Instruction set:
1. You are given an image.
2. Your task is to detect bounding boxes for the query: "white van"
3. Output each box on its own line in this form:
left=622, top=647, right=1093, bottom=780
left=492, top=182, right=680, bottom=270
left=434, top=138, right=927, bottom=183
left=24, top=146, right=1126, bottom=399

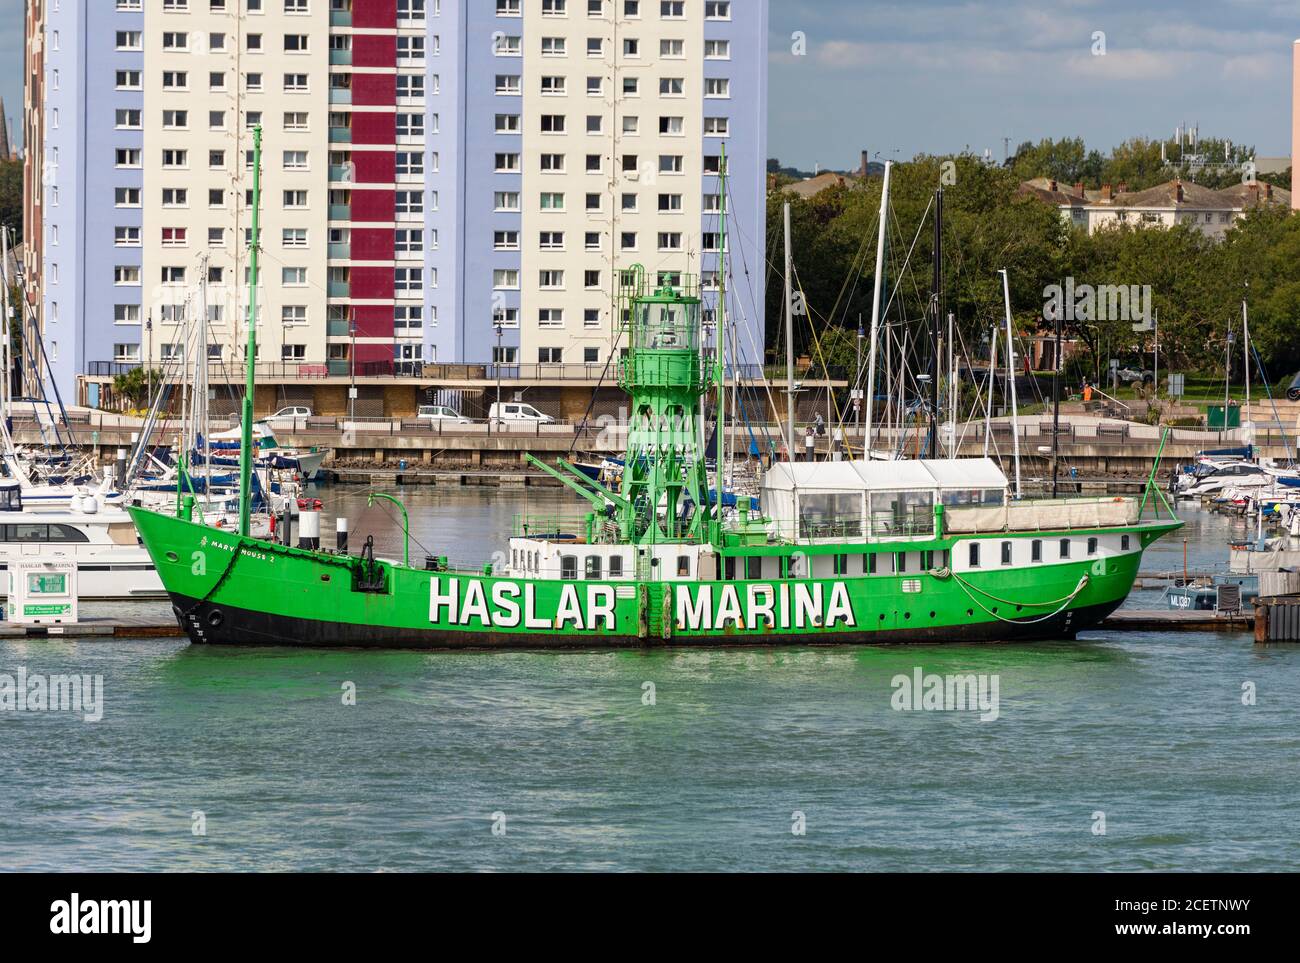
left=488, top=402, right=555, bottom=425
left=417, top=405, right=470, bottom=424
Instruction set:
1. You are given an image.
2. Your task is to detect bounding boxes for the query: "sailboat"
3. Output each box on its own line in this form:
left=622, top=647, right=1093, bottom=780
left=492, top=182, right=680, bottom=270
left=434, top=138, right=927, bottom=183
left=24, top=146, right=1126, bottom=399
left=128, top=131, right=1183, bottom=647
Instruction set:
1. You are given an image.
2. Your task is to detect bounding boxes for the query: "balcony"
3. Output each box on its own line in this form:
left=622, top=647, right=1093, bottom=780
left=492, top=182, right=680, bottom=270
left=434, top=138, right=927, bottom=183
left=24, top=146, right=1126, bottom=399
left=326, top=317, right=351, bottom=337
left=327, top=242, right=350, bottom=259
left=329, top=87, right=352, bottom=105
left=327, top=280, right=351, bottom=298
left=328, top=360, right=351, bottom=376
left=328, top=163, right=354, bottom=183
left=328, top=204, right=351, bottom=220
left=329, top=48, right=352, bottom=65
left=329, top=126, right=352, bottom=144
left=330, top=10, right=351, bottom=26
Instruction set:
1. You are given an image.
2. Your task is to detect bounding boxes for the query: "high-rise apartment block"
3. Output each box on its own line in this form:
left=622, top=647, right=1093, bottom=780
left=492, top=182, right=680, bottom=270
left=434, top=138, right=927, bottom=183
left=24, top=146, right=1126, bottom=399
left=31, top=0, right=767, bottom=402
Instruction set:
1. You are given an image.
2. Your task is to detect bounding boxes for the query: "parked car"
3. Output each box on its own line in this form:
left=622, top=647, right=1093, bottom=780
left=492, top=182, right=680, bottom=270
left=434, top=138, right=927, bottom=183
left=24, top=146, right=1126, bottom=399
left=417, top=405, right=470, bottom=424
left=488, top=401, right=556, bottom=425
left=264, top=405, right=312, bottom=421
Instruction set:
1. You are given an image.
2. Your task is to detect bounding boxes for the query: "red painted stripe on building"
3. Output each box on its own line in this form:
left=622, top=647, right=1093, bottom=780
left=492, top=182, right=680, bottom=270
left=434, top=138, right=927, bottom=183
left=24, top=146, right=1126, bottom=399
left=353, top=151, right=395, bottom=184
left=351, top=111, right=396, bottom=145
left=352, top=0, right=397, bottom=30
left=350, top=267, right=395, bottom=302
left=351, top=188, right=395, bottom=222
left=352, top=304, right=396, bottom=340
left=352, top=33, right=397, bottom=68
left=351, top=227, right=395, bottom=261
left=352, top=73, right=396, bottom=107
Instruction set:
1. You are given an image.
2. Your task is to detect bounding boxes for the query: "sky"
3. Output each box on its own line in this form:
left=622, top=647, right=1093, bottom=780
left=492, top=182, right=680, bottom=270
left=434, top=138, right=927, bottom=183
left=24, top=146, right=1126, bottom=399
left=1, top=0, right=1294, bottom=166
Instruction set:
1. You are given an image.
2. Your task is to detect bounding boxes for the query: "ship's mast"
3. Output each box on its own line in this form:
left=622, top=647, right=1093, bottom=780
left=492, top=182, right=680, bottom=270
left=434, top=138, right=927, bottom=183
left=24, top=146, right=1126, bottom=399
left=238, top=125, right=263, bottom=537
left=716, top=144, right=728, bottom=499
left=865, top=161, right=893, bottom=454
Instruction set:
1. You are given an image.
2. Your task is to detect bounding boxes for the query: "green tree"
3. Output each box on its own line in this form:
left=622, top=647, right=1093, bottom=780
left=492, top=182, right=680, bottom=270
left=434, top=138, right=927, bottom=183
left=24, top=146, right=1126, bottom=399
left=0, top=159, right=22, bottom=243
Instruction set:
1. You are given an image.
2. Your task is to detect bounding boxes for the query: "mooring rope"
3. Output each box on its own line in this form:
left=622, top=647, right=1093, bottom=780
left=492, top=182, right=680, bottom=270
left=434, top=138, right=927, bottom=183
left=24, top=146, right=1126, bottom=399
left=951, top=573, right=1090, bottom=625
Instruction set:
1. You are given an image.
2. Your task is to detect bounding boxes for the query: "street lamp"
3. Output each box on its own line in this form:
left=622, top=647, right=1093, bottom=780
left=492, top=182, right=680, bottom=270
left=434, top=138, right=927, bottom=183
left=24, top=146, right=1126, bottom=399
left=349, top=315, right=356, bottom=423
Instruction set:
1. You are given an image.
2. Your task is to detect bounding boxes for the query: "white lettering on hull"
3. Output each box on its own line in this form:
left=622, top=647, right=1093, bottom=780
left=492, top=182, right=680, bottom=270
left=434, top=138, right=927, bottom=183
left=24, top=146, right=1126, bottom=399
left=429, top=578, right=858, bottom=633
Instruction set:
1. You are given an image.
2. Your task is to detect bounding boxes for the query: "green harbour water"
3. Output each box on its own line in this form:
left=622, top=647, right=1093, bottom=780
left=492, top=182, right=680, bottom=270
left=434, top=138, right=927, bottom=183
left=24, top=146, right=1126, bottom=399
left=2, top=492, right=1297, bottom=872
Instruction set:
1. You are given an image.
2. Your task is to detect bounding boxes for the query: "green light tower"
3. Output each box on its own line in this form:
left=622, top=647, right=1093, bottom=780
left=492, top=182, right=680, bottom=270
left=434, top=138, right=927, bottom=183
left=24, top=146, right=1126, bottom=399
left=616, top=267, right=715, bottom=546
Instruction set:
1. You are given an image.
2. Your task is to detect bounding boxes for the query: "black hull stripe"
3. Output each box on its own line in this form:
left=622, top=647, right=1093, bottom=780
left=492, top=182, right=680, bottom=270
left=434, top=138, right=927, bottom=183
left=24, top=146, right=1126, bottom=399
left=168, top=594, right=1125, bottom=649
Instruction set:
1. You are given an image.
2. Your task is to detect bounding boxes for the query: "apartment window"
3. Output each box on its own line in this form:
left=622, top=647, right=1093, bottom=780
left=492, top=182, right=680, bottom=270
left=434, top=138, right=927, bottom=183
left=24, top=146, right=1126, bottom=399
left=620, top=232, right=637, bottom=250
left=587, top=76, right=603, bottom=95
left=161, top=266, right=186, bottom=284
left=114, top=188, right=141, bottom=208
left=494, top=192, right=520, bottom=211
left=115, top=32, right=142, bottom=51
left=705, top=78, right=730, bottom=98
left=495, top=152, right=521, bottom=172
left=495, top=113, right=521, bottom=133
left=705, top=1, right=730, bottom=17
left=659, top=39, right=684, bottom=58
left=396, top=75, right=425, bottom=100
left=394, top=229, right=423, bottom=255
left=494, top=230, right=520, bottom=250
left=540, top=153, right=565, bottom=173
left=657, top=193, right=682, bottom=212
left=540, top=75, right=566, bottom=95
left=281, top=267, right=307, bottom=287
left=115, top=227, right=142, bottom=247
left=496, top=0, right=521, bottom=14
left=704, top=117, right=730, bottom=136
left=246, top=73, right=264, bottom=91
left=210, top=32, right=227, bottom=51
left=162, top=32, right=188, bottom=50
left=395, top=152, right=423, bottom=177
left=622, top=116, right=639, bottom=134
left=493, top=269, right=520, bottom=289
left=162, top=188, right=189, bottom=208
left=210, top=111, right=227, bottom=130
left=162, top=71, right=189, bottom=90
left=114, top=267, right=141, bottom=286
left=586, top=115, right=603, bottom=134
left=539, top=231, right=564, bottom=250
left=115, top=148, right=142, bottom=168
left=209, top=227, right=227, bottom=248
left=584, top=270, right=600, bottom=289
left=395, top=190, right=424, bottom=215
left=493, top=308, right=520, bottom=329
left=495, top=36, right=521, bottom=56
left=539, top=270, right=565, bottom=289
left=540, top=114, right=566, bottom=133
left=660, top=0, right=684, bottom=15
left=396, top=114, right=425, bottom=138
left=657, top=232, right=682, bottom=251
left=285, top=0, right=309, bottom=11
left=584, top=309, right=600, bottom=327
left=284, top=34, right=309, bottom=53
left=113, top=344, right=141, bottom=363
left=659, top=116, right=683, bottom=135
left=539, top=347, right=563, bottom=363
left=283, top=150, right=309, bottom=170
left=397, top=0, right=426, bottom=20
left=704, top=39, right=730, bottom=58
left=208, top=188, right=225, bottom=207
left=162, top=110, right=189, bottom=130
left=283, top=190, right=309, bottom=208
left=397, top=36, right=426, bottom=62
left=115, top=70, right=142, bottom=90
left=585, top=154, right=602, bottom=173
left=621, top=193, right=638, bottom=212
left=541, top=37, right=566, bottom=56
left=540, top=192, right=565, bottom=210
left=115, top=109, right=142, bottom=129
left=395, top=267, right=423, bottom=293
left=210, top=72, right=228, bottom=91
left=586, top=38, right=602, bottom=57
left=585, top=231, right=600, bottom=250
left=542, top=0, right=567, bottom=12
left=659, top=77, right=684, bottom=97
left=623, top=38, right=639, bottom=57
left=284, top=111, right=309, bottom=131
left=282, top=344, right=307, bottom=362
left=394, top=305, right=423, bottom=331
left=284, top=73, right=309, bottom=92
left=538, top=309, right=564, bottom=328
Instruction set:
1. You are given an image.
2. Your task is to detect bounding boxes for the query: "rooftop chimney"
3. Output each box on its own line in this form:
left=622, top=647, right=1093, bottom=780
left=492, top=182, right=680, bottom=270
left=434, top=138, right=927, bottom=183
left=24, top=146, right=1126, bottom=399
left=1049, top=179, right=1058, bottom=193
left=1265, top=182, right=1274, bottom=201
left=860, top=150, right=870, bottom=178
left=1073, top=181, right=1084, bottom=196
left=1117, top=182, right=1128, bottom=194
left=1175, top=181, right=1184, bottom=203
left=1101, top=183, right=1113, bottom=201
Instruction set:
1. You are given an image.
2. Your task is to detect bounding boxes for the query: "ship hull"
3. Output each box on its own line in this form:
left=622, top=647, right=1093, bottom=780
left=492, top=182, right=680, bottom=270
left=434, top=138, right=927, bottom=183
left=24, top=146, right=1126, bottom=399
left=133, top=507, right=1176, bottom=649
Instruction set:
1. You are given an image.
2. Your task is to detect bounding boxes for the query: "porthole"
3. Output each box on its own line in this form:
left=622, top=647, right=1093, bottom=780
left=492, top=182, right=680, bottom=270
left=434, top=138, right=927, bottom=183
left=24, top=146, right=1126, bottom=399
left=929, top=611, right=936, bottom=619
left=165, top=551, right=179, bottom=563
left=966, top=609, right=974, bottom=617
left=904, top=612, right=911, bottom=620
left=206, top=610, right=224, bottom=627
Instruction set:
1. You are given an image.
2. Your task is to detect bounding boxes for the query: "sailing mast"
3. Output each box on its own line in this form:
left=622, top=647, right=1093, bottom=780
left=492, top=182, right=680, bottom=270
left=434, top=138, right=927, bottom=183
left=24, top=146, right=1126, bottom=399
left=864, top=161, right=892, bottom=455
left=715, top=143, right=728, bottom=510
left=238, top=125, right=264, bottom=537
left=998, top=268, right=1021, bottom=497
left=928, top=188, right=942, bottom=458
left=782, top=201, right=795, bottom=459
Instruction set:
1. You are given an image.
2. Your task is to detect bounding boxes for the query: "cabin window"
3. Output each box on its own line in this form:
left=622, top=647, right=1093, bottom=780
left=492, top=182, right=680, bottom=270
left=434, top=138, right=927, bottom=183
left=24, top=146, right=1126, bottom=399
left=676, top=555, right=690, bottom=577
left=585, top=556, right=602, bottom=580
left=1059, top=539, right=1071, bottom=559
left=1001, top=541, right=1012, bottom=566
left=921, top=551, right=932, bottom=571
left=869, top=490, right=933, bottom=537
left=969, top=543, right=980, bottom=568
left=940, top=550, right=950, bottom=569
left=608, top=555, right=624, bottom=578
left=941, top=488, right=1004, bottom=507
left=745, top=556, right=762, bottom=580
left=834, top=554, right=848, bottom=575
left=560, top=555, right=578, bottom=579
left=511, top=549, right=518, bottom=570
left=864, top=553, right=876, bottom=575
left=1121, top=535, right=1131, bottom=551
left=1087, top=537, right=1098, bottom=556
left=724, top=556, right=736, bottom=580
left=897, top=552, right=908, bottom=573
left=1031, top=540, right=1042, bottom=562
left=798, top=493, right=863, bottom=538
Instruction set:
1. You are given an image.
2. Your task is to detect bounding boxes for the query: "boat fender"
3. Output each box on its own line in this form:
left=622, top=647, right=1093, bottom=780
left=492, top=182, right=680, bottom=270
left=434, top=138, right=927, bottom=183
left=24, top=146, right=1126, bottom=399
left=82, top=495, right=99, bottom=514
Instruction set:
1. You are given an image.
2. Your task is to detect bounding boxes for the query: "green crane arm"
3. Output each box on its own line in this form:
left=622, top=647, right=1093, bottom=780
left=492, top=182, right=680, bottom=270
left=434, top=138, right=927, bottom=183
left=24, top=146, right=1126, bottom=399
left=524, top=454, right=632, bottom=512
